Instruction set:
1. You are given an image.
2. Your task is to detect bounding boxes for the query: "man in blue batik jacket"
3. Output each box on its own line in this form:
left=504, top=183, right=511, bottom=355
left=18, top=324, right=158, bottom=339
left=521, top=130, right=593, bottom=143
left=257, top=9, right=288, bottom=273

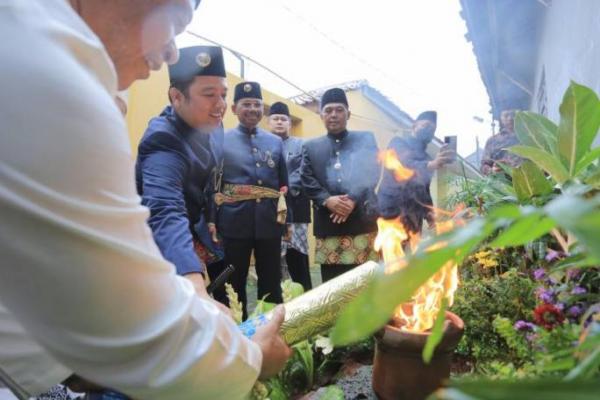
left=216, top=82, right=289, bottom=318
left=136, top=45, right=230, bottom=308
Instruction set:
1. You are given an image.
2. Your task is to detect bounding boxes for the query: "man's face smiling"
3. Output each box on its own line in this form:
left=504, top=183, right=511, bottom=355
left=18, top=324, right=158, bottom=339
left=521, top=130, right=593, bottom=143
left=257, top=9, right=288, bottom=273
left=234, top=98, right=264, bottom=129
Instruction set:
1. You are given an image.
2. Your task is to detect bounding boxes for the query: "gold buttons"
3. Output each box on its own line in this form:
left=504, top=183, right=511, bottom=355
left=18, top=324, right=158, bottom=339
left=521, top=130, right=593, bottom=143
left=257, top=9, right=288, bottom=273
left=256, top=198, right=261, bottom=203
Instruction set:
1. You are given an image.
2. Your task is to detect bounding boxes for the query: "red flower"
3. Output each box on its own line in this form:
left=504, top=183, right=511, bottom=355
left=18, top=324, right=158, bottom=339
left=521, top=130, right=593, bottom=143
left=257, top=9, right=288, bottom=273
left=533, top=304, right=565, bottom=330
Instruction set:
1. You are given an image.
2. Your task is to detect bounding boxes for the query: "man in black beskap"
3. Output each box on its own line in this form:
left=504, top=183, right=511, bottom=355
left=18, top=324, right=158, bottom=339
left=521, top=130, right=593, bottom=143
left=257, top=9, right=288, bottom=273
left=300, top=88, right=380, bottom=282
left=377, top=111, right=454, bottom=239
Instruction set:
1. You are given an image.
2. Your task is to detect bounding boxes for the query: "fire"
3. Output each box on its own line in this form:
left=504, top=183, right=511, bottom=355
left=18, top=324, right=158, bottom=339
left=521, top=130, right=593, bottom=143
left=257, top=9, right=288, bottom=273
left=374, top=216, right=459, bottom=333
left=378, top=149, right=415, bottom=181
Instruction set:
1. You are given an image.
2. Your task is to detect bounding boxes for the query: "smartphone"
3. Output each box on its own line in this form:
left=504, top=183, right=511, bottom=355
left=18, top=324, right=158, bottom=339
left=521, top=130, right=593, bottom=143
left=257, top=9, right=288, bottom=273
left=443, top=135, right=457, bottom=161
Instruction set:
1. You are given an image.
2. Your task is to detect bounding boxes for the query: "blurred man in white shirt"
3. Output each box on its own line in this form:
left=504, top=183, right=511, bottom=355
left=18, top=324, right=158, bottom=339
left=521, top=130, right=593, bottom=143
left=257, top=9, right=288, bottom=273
left=0, top=0, right=291, bottom=398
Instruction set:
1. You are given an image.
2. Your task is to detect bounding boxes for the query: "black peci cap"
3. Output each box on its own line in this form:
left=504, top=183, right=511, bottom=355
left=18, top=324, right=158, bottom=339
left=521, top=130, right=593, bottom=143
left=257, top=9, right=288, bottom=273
left=234, top=81, right=263, bottom=103
left=268, top=102, right=290, bottom=116
left=416, top=110, right=437, bottom=124
left=320, top=88, right=348, bottom=109
left=169, top=46, right=226, bottom=85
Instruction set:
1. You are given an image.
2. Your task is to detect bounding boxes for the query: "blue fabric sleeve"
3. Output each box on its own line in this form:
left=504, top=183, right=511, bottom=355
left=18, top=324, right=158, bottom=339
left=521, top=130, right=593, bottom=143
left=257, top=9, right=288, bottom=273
left=139, top=133, right=205, bottom=275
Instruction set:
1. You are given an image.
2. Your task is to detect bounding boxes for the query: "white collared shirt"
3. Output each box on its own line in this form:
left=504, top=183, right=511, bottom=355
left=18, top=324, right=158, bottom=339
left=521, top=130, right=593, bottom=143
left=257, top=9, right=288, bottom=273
left=0, top=0, right=261, bottom=398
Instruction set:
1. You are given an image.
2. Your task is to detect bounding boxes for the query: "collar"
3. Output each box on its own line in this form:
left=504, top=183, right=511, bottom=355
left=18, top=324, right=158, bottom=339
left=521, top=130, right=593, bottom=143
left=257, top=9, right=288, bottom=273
left=327, top=129, right=349, bottom=140
left=163, top=105, right=194, bottom=134
left=238, top=124, right=258, bottom=135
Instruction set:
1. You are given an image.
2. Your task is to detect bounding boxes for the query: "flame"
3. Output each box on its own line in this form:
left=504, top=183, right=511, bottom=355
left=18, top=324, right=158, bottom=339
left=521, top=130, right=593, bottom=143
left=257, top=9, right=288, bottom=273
left=379, top=149, right=415, bottom=181
left=375, top=216, right=459, bottom=333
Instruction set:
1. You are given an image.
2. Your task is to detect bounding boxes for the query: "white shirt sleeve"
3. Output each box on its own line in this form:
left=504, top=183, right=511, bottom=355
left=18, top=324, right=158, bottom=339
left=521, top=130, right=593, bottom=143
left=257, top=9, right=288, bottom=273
left=0, top=1, right=261, bottom=399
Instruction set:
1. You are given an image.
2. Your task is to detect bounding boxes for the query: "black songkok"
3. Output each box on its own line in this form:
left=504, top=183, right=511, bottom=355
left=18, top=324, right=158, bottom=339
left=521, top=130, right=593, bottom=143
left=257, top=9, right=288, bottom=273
left=268, top=102, right=290, bottom=116
left=416, top=111, right=437, bottom=124
left=234, top=81, right=263, bottom=103
left=169, top=46, right=226, bottom=85
left=320, top=88, right=348, bottom=109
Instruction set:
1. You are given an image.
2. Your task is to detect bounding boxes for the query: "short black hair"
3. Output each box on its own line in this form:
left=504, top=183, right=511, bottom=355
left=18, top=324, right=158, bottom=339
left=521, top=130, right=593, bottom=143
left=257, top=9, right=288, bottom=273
left=168, top=79, right=194, bottom=103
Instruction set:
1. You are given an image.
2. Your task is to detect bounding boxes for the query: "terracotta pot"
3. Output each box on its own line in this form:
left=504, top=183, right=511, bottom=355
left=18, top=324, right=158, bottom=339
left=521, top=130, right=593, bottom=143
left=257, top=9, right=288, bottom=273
left=372, top=311, right=464, bottom=400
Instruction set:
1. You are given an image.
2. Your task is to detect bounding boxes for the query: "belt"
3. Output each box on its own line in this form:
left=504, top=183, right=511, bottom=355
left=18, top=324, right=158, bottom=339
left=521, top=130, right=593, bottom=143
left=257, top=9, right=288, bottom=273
left=215, top=184, right=287, bottom=224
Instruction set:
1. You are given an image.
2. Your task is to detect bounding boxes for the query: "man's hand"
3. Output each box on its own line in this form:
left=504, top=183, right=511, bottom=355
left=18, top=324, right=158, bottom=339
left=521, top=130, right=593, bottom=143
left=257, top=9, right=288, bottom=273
left=252, top=306, right=293, bottom=380
left=428, top=146, right=455, bottom=170
left=328, top=195, right=355, bottom=224
left=325, top=195, right=354, bottom=217
left=208, top=223, right=219, bottom=243
left=184, top=272, right=232, bottom=317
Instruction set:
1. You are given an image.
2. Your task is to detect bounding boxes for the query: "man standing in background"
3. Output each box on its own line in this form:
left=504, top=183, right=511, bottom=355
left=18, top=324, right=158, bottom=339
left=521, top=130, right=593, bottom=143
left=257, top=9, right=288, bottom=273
left=481, top=109, right=523, bottom=175
left=136, top=45, right=230, bottom=307
left=217, top=82, right=289, bottom=318
left=301, top=88, right=380, bottom=282
left=378, top=111, right=454, bottom=239
left=268, top=102, right=312, bottom=291
left=0, top=1, right=291, bottom=398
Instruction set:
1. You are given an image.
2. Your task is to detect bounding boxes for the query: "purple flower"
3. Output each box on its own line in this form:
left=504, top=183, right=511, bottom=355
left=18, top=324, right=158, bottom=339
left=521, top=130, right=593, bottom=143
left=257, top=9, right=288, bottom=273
left=514, top=320, right=536, bottom=332
left=555, top=302, right=566, bottom=311
left=545, top=249, right=561, bottom=262
left=566, top=268, right=581, bottom=280
left=533, top=268, right=546, bottom=281
left=536, top=287, right=555, bottom=304
left=571, top=286, right=587, bottom=295
left=567, top=305, right=583, bottom=318
left=525, top=333, right=538, bottom=343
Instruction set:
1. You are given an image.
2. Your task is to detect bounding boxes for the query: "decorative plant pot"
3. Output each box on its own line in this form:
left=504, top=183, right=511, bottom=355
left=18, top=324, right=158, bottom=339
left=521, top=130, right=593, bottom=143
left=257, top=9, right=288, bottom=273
left=372, top=311, right=464, bottom=400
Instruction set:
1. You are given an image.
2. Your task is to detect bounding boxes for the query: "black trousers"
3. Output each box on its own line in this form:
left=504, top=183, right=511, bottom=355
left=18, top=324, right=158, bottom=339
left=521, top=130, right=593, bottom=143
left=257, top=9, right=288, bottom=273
left=286, top=248, right=312, bottom=291
left=206, top=259, right=229, bottom=306
left=224, top=237, right=283, bottom=319
left=320, top=263, right=357, bottom=283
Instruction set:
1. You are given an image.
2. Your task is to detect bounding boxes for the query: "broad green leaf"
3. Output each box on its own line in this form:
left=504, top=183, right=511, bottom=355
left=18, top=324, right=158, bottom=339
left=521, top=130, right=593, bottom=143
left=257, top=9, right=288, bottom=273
left=422, top=298, right=447, bottom=364
left=545, top=195, right=600, bottom=259
left=487, top=203, right=522, bottom=219
left=575, top=146, right=600, bottom=176
left=512, top=160, right=553, bottom=202
left=565, top=346, right=600, bottom=381
left=514, top=111, right=558, bottom=154
left=431, top=379, right=600, bottom=400
left=509, top=145, right=570, bottom=184
left=557, top=81, right=600, bottom=175
left=491, top=214, right=556, bottom=248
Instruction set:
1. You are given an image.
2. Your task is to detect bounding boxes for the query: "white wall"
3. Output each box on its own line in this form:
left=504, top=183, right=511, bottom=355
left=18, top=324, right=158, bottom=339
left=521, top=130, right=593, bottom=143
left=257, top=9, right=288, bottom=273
left=531, top=0, right=600, bottom=145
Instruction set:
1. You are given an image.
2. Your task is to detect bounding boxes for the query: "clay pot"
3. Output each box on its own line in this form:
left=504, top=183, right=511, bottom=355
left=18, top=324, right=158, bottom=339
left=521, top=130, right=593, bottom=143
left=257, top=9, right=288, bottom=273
left=372, top=311, right=464, bottom=400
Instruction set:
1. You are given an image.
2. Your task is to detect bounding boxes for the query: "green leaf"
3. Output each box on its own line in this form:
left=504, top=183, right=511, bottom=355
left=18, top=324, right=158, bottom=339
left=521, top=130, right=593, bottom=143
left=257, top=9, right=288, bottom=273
left=565, top=346, right=600, bottom=381
left=423, top=298, right=448, bottom=364
left=431, top=379, right=600, bottom=400
left=575, top=146, right=600, bottom=176
left=509, top=145, right=570, bottom=184
left=318, top=385, right=345, bottom=400
left=512, top=160, right=553, bottom=202
left=583, top=165, right=600, bottom=187
left=557, top=81, right=600, bottom=175
left=487, top=203, right=522, bottom=219
left=514, top=111, right=558, bottom=154
left=545, top=195, right=600, bottom=259
left=491, top=213, right=556, bottom=248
